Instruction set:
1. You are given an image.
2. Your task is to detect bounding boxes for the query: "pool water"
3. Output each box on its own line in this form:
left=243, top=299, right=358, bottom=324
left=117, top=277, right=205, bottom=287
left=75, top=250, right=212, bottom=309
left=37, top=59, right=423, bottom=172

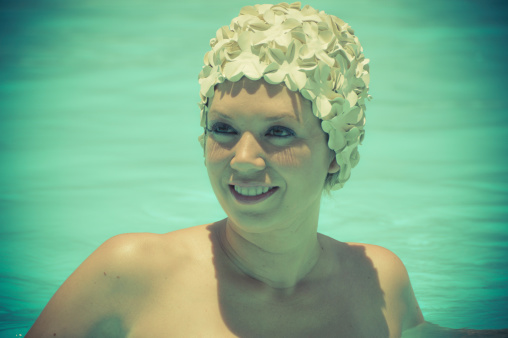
left=1, top=0, right=507, bottom=336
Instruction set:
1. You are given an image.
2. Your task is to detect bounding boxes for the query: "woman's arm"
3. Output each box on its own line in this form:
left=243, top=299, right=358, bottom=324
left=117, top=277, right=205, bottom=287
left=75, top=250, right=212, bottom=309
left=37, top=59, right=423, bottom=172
left=361, top=244, right=425, bottom=334
left=26, top=234, right=147, bottom=338
left=400, top=271, right=425, bottom=332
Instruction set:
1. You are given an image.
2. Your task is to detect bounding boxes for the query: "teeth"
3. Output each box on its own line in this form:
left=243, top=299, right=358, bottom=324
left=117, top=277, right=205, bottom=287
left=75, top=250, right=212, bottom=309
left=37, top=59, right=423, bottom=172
left=234, top=185, right=271, bottom=196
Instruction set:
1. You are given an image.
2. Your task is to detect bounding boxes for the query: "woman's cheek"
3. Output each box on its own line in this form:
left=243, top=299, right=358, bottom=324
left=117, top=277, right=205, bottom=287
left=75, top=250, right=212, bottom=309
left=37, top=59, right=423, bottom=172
left=206, top=139, right=230, bottom=163
left=272, top=146, right=299, bottom=167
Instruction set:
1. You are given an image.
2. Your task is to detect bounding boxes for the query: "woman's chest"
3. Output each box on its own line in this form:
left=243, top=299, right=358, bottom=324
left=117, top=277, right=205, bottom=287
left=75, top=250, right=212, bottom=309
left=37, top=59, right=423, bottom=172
left=125, top=279, right=399, bottom=337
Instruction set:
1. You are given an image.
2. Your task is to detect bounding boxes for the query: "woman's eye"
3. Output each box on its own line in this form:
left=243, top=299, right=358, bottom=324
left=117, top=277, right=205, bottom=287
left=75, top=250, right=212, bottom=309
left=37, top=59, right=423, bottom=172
left=209, top=123, right=236, bottom=135
left=267, top=126, right=295, bottom=138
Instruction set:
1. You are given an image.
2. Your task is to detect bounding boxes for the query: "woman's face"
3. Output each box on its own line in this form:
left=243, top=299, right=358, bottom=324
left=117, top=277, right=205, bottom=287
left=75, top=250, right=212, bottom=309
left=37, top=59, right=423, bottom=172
left=205, top=78, right=338, bottom=233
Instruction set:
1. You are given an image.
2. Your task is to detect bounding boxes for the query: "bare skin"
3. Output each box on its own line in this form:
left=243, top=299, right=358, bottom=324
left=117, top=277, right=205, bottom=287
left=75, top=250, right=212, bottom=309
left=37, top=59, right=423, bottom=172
left=27, top=221, right=423, bottom=338
left=27, top=79, right=424, bottom=337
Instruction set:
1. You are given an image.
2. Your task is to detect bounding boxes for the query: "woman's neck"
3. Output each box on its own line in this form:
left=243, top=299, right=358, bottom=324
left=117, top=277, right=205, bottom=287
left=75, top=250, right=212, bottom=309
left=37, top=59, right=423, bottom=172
left=218, top=217, right=323, bottom=289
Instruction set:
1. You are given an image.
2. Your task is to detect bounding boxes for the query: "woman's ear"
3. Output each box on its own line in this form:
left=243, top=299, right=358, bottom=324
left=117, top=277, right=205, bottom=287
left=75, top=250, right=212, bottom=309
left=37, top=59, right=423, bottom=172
left=328, top=156, right=340, bottom=174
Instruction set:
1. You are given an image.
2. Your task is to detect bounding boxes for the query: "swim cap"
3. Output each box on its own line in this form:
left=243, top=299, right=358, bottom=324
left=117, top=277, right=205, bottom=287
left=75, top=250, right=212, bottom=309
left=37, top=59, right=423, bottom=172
left=198, top=2, right=371, bottom=191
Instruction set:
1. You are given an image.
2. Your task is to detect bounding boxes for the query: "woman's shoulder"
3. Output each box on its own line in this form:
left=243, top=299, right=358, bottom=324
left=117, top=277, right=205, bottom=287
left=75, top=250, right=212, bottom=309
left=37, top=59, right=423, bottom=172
left=320, top=236, right=424, bottom=332
left=319, top=235, right=406, bottom=275
left=26, top=225, right=214, bottom=337
left=320, top=238, right=406, bottom=278
left=348, top=242, right=424, bottom=331
left=96, top=224, right=214, bottom=272
left=346, top=243, right=407, bottom=278
left=104, top=223, right=213, bottom=251
left=333, top=241, right=412, bottom=298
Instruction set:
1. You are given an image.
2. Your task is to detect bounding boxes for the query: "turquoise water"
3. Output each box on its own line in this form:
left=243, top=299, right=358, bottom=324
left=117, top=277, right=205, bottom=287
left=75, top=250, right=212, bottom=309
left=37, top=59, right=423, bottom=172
left=1, top=0, right=507, bottom=336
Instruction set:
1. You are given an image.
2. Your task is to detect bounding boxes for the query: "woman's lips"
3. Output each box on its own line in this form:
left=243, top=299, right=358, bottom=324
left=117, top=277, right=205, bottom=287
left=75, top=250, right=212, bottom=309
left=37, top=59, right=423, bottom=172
left=229, top=185, right=278, bottom=204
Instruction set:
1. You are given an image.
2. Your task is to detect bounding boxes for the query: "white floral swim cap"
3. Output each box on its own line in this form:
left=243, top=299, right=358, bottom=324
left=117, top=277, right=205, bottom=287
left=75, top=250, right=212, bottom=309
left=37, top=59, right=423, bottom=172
left=198, top=2, right=371, bottom=191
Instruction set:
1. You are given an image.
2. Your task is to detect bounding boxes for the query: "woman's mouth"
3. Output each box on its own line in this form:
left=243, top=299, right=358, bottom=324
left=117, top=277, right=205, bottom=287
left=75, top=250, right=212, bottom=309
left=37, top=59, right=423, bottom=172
left=229, top=185, right=278, bottom=204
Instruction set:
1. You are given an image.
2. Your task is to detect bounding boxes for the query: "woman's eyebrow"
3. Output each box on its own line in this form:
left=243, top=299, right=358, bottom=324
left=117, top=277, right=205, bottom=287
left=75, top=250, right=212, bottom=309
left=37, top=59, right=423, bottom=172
left=208, top=111, right=232, bottom=120
left=265, top=114, right=298, bottom=122
left=209, top=111, right=298, bottom=122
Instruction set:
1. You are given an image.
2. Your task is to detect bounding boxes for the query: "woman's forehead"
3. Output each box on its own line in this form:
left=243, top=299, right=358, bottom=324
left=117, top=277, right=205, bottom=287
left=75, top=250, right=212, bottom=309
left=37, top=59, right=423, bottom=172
left=210, top=78, right=311, bottom=121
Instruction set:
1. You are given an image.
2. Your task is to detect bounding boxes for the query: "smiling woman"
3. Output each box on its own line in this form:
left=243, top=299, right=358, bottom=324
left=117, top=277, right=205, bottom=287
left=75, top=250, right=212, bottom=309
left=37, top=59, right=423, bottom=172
left=205, top=79, right=339, bottom=240
left=25, top=3, right=425, bottom=337
left=22, top=2, right=507, bottom=338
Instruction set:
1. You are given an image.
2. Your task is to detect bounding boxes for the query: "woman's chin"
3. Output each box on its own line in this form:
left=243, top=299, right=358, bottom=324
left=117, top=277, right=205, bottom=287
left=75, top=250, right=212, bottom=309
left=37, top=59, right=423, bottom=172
left=225, top=214, right=285, bottom=234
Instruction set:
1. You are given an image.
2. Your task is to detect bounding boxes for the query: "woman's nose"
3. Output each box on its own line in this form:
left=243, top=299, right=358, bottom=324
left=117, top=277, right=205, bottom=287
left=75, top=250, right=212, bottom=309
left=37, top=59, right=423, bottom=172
left=230, top=132, right=266, bottom=172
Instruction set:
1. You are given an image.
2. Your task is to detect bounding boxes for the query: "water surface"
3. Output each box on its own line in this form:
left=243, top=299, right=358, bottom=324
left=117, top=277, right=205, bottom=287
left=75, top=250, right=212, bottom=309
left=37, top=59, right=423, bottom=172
left=1, top=0, right=507, bottom=336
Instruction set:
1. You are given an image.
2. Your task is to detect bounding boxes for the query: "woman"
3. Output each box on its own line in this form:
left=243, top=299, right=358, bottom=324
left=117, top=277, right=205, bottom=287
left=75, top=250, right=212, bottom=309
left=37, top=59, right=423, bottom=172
left=27, top=3, right=425, bottom=337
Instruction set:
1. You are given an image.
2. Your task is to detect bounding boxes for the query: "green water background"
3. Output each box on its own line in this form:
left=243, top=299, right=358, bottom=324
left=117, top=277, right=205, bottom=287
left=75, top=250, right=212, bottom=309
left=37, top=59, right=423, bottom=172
left=1, top=0, right=507, bottom=335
